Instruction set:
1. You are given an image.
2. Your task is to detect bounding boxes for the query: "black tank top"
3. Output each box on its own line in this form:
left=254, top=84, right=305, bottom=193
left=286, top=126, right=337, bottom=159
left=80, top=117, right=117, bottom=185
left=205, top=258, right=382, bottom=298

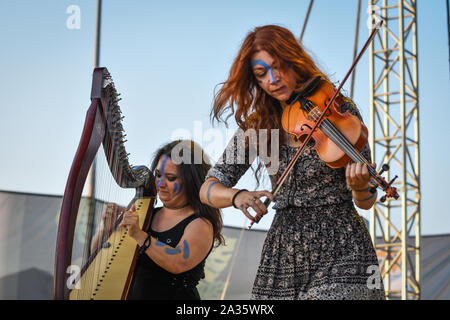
left=127, top=207, right=213, bottom=300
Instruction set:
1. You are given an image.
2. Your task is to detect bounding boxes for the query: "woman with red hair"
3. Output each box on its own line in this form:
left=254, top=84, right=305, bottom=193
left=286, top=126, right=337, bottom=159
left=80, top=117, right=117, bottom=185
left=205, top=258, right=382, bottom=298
left=200, top=25, right=385, bottom=300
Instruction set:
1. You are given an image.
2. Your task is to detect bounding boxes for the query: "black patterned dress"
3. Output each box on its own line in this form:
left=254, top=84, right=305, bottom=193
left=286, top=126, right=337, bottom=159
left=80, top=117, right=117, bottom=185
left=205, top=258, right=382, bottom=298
left=206, top=103, right=385, bottom=300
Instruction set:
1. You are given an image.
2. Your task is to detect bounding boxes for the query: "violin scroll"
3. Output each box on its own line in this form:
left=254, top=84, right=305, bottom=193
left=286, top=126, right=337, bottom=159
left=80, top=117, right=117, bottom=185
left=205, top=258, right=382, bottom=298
left=372, top=163, right=399, bottom=203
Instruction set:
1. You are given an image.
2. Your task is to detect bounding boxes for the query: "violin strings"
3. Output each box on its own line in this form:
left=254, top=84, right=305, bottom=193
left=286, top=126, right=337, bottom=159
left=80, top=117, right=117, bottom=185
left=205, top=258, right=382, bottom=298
left=320, top=119, right=382, bottom=184
left=321, top=119, right=367, bottom=163
left=308, top=108, right=381, bottom=184
left=309, top=108, right=367, bottom=163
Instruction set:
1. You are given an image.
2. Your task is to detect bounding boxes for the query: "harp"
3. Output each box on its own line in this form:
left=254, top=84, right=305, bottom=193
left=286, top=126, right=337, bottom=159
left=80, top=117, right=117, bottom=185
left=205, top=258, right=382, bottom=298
left=54, top=67, right=157, bottom=300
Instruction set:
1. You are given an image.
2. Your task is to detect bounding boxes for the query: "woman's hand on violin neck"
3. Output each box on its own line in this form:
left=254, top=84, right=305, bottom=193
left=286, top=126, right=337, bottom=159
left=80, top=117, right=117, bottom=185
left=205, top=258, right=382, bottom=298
left=346, top=162, right=375, bottom=191
left=233, top=190, right=273, bottom=222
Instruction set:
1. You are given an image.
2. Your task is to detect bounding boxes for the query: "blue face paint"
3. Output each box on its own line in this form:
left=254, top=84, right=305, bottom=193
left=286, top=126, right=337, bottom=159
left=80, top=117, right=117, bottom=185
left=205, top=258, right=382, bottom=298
left=176, top=183, right=182, bottom=195
left=157, top=155, right=169, bottom=188
left=173, top=183, right=182, bottom=195
left=251, top=59, right=276, bottom=83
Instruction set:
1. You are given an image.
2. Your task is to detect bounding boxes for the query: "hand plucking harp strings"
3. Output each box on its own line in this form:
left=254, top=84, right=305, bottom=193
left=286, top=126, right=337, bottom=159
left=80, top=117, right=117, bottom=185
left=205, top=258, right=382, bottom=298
left=118, top=204, right=141, bottom=238
left=90, top=203, right=125, bottom=253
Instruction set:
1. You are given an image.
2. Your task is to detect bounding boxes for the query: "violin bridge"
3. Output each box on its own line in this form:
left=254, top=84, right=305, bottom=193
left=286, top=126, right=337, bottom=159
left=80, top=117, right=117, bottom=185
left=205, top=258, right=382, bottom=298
left=307, top=106, right=321, bottom=122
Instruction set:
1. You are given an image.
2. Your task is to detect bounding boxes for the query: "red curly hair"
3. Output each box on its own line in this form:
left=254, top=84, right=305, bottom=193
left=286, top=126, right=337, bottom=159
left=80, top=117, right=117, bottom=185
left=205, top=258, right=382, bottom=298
left=211, top=25, right=330, bottom=132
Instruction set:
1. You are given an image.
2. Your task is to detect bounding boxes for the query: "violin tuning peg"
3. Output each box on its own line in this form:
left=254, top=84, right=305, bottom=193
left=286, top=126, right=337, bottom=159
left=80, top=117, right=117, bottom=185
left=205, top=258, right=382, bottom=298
left=380, top=195, right=386, bottom=203
left=369, top=185, right=377, bottom=194
left=389, top=175, right=398, bottom=186
left=378, top=163, right=390, bottom=175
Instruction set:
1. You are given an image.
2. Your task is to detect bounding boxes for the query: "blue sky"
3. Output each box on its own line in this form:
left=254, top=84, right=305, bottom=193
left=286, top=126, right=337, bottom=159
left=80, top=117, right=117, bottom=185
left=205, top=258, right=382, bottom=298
left=0, top=0, right=449, bottom=235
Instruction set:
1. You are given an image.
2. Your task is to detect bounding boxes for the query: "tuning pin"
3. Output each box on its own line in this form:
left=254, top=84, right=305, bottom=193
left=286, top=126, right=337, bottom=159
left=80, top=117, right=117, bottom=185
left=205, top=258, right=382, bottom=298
left=380, top=195, right=386, bottom=203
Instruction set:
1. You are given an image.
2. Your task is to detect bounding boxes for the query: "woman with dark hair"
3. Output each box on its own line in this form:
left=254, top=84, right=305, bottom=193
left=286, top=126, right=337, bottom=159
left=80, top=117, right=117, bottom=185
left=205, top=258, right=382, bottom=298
left=117, top=139, right=224, bottom=300
left=200, top=25, right=385, bottom=300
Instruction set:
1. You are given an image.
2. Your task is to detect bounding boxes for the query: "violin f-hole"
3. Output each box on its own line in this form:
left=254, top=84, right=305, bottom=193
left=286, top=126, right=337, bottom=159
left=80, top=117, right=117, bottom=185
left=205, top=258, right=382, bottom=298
left=299, top=123, right=313, bottom=133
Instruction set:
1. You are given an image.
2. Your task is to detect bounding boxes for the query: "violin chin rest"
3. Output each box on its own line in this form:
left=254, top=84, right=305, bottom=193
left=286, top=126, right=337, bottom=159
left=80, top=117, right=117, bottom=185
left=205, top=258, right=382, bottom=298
left=300, top=76, right=322, bottom=98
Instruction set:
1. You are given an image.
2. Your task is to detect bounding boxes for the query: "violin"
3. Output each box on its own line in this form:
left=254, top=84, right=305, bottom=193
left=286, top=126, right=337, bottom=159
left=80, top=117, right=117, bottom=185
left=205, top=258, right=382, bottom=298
left=281, top=76, right=399, bottom=200
left=282, top=77, right=369, bottom=169
left=248, top=20, right=399, bottom=229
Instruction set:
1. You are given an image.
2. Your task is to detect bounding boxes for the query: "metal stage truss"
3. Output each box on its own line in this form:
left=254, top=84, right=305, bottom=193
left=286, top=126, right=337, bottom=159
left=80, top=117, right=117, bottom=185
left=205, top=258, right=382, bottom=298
left=368, top=0, right=421, bottom=300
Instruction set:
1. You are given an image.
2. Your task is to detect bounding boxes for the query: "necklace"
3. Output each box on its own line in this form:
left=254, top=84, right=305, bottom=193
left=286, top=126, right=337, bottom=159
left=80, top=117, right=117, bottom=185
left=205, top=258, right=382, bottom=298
left=163, top=203, right=189, bottom=210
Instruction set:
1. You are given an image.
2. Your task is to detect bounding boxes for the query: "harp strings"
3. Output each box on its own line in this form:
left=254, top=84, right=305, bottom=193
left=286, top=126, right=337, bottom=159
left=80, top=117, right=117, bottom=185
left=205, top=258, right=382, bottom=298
left=75, top=99, right=134, bottom=299
left=70, top=72, right=142, bottom=299
left=93, top=120, right=129, bottom=299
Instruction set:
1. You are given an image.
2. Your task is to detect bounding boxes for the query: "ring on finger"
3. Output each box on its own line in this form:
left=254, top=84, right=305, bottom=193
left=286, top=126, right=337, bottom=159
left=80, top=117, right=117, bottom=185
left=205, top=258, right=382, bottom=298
left=252, top=197, right=257, bottom=202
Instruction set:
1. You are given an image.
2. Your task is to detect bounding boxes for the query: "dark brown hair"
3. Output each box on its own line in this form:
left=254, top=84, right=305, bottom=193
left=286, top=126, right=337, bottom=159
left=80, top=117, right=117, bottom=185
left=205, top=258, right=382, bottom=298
left=150, top=140, right=224, bottom=247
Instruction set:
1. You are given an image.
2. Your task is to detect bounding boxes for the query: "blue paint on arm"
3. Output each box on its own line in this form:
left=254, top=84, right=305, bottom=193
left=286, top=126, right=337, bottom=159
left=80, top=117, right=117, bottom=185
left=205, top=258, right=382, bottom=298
left=155, top=238, right=189, bottom=259
left=165, top=245, right=182, bottom=255
left=206, top=181, right=219, bottom=205
left=155, top=239, right=167, bottom=247
left=182, top=240, right=190, bottom=259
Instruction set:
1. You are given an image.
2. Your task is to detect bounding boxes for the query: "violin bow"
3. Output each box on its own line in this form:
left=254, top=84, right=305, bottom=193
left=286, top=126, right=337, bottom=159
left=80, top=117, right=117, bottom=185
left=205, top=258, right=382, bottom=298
left=249, top=20, right=384, bottom=229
